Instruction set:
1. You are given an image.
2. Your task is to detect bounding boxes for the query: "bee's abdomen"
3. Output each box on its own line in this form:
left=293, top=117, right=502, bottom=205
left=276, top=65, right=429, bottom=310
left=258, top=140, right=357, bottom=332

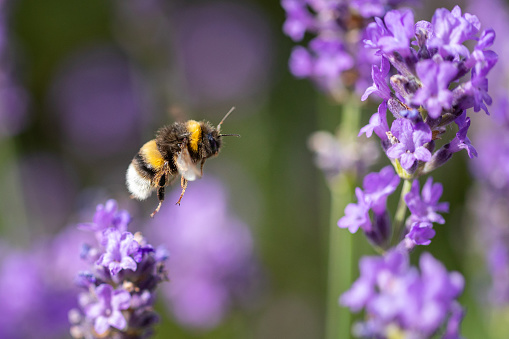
left=140, top=140, right=165, bottom=169
left=133, top=153, right=156, bottom=180
left=126, top=159, right=154, bottom=200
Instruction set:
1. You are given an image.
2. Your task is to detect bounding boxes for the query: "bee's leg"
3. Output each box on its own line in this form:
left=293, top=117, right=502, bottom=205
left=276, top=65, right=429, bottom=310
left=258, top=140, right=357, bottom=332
left=175, top=176, right=188, bottom=205
left=150, top=175, right=166, bottom=218
left=200, top=159, right=206, bottom=177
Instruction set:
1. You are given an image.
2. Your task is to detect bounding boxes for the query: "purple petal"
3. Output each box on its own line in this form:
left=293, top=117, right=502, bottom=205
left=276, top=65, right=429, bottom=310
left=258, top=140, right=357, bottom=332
left=94, top=315, right=110, bottom=335
left=386, top=143, right=406, bottom=159
left=108, top=310, right=127, bottom=330
left=400, top=152, right=416, bottom=169
left=119, top=256, right=137, bottom=272
left=414, top=146, right=432, bottom=162
left=112, top=289, right=132, bottom=310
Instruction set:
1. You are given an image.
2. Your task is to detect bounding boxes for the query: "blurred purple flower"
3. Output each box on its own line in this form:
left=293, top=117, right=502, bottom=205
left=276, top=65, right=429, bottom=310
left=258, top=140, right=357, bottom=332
left=146, top=178, right=258, bottom=329
left=84, top=284, right=131, bottom=334
left=341, top=249, right=465, bottom=338
left=50, top=47, right=144, bottom=159
left=19, top=153, right=77, bottom=233
left=0, top=226, right=93, bottom=339
left=173, top=2, right=273, bottom=107
left=466, top=0, right=509, bottom=298
left=308, top=130, right=379, bottom=181
left=466, top=0, right=509, bottom=301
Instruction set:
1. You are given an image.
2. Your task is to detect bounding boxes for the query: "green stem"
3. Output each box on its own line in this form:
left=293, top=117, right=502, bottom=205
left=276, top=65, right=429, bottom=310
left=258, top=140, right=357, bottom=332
left=390, top=179, right=413, bottom=247
left=325, top=93, right=361, bottom=339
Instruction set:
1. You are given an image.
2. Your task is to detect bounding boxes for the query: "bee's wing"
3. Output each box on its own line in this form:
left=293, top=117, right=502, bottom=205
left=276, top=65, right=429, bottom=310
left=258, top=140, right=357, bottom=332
left=175, top=147, right=202, bottom=181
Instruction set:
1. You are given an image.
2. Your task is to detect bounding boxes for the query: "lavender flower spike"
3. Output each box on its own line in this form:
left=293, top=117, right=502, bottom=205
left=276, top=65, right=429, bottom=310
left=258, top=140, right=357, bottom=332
left=70, top=200, right=168, bottom=339
left=361, top=5, right=496, bottom=181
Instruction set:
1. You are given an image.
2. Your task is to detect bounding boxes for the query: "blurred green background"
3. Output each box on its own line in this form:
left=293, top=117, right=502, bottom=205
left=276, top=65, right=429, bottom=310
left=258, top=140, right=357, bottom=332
left=0, top=0, right=506, bottom=338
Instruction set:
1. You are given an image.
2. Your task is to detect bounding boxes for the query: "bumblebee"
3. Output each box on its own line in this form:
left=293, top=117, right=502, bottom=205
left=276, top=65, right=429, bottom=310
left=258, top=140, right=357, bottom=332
left=126, top=108, right=238, bottom=217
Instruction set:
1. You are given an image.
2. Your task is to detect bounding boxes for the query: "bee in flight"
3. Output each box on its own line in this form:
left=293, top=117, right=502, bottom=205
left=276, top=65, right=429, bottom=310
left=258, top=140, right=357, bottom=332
left=126, top=107, right=238, bottom=217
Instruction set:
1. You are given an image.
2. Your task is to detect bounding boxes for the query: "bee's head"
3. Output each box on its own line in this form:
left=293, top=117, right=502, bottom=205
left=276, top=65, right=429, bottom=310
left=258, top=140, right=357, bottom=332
left=201, top=107, right=239, bottom=158
left=203, top=129, right=222, bottom=157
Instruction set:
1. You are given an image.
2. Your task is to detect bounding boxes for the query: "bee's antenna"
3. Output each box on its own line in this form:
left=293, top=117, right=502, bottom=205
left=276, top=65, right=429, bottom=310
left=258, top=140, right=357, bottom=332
left=217, top=106, right=235, bottom=132
left=220, top=133, right=241, bottom=137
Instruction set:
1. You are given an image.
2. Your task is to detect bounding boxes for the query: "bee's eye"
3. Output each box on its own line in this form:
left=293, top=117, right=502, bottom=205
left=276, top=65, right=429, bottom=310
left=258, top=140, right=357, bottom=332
left=208, top=134, right=218, bottom=153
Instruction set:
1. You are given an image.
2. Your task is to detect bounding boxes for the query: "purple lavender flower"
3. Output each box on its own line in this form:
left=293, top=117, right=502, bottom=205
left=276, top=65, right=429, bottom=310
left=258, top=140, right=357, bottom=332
left=78, top=199, right=130, bottom=235
left=405, top=177, right=449, bottom=224
left=84, top=284, right=131, bottom=334
left=70, top=200, right=168, bottom=338
left=339, top=166, right=400, bottom=247
left=96, top=229, right=140, bottom=276
left=361, top=56, right=391, bottom=101
left=359, top=100, right=390, bottom=141
left=428, top=6, right=480, bottom=59
left=386, top=118, right=432, bottom=171
left=281, top=0, right=312, bottom=41
left=406, top=221, right=435, bottom=245
left=412, top=60, right=457, bottom=119
left=375, top=8, right=415, bottom=57
left=341, top=249, right=465, bottom=338
left=363, top=165, right=400, bottom=214
left=403, top=177, right=449, bottom=246
left=338, top=187, right=372, bottom=233
left=449, top=111, right=477, bottom=158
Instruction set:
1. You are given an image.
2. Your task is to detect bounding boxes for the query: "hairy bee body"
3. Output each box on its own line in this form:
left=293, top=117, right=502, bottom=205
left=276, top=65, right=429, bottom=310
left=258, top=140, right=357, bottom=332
left=126, top=118, right=227, bottom=217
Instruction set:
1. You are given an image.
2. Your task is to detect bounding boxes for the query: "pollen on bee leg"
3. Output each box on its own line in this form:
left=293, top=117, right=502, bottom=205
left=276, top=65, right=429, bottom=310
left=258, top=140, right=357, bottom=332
left=176, top=176, right=188, bottom=205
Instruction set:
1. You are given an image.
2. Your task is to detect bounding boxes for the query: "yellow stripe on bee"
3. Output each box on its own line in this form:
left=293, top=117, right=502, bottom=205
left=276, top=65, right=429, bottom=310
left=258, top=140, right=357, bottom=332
left=141, top=140, right=165, bottom=169
left=186, top=120, right=202, bottom=153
